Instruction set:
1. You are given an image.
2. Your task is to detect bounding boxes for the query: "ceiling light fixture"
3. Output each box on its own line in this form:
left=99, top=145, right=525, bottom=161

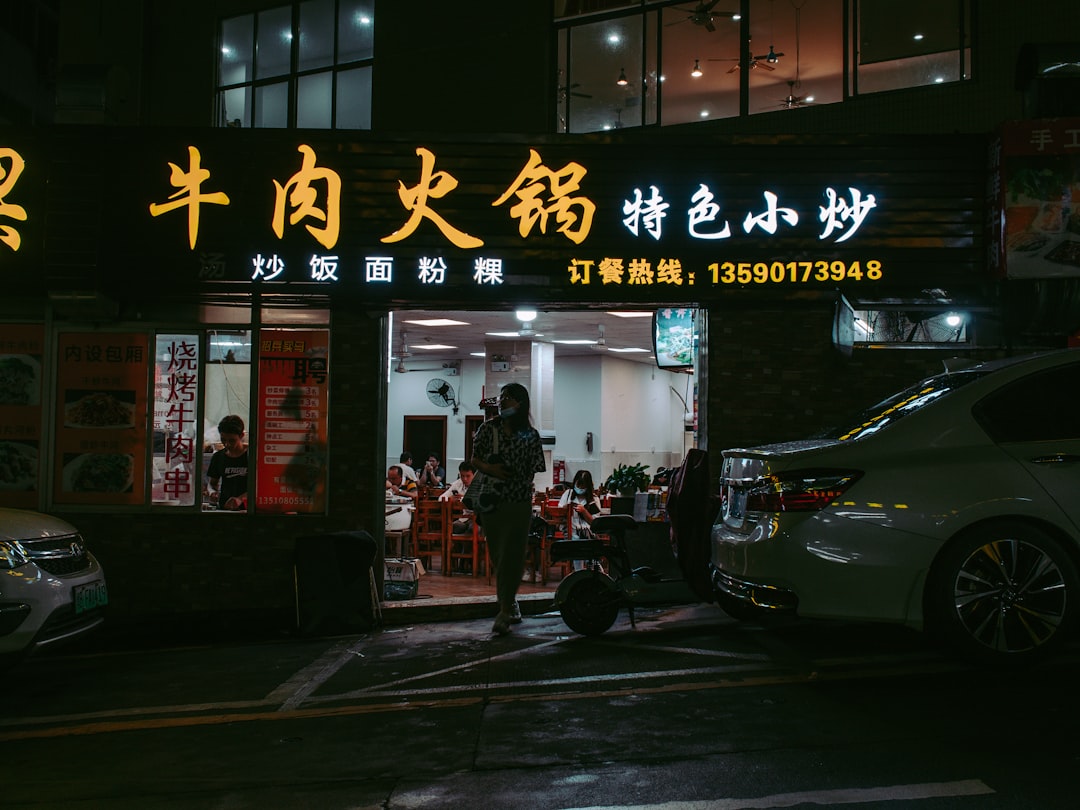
left=515, top=308, right=537, bottom=323
left=616, top=67, right=628, bottom=86
left=691, top=59, right=703, bottom=78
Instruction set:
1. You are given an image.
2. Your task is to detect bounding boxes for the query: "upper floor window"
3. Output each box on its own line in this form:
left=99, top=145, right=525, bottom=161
left=217, top=0, right=374, bottom=130
left=555, top=0, right=971, bottom=133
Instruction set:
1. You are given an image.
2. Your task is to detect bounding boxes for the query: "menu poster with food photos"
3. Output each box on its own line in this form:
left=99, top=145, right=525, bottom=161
left=54, top=333, right=149, bottom=506
left=0, top=324, right=45, bottom=508
left=255, top=329, right=329, bottom=514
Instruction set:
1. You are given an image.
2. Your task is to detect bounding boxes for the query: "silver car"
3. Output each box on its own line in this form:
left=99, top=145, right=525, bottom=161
left=712, top=348, right=1080, bottom=661
left=0, top=508, right=108, bottom=659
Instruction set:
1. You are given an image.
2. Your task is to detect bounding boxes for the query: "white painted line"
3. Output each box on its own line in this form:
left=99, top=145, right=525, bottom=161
left=559, top=779, right=995, bottom=809
left=266, top=639, right=361, bottom=711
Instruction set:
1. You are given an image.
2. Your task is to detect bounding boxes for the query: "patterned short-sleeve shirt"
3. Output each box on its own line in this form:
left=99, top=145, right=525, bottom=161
left=473, top=417, right=546, bottom=502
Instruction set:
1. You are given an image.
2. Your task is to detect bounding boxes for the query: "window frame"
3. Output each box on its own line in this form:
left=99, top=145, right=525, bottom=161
left=215, top=0, right=374, bottom=130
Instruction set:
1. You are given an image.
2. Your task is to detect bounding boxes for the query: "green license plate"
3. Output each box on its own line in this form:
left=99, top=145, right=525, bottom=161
left=74, top=580, right=108, bottom=614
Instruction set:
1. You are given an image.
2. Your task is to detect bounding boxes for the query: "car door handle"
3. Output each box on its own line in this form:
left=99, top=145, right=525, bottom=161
left=1030, top=454, right=1080, bottom=464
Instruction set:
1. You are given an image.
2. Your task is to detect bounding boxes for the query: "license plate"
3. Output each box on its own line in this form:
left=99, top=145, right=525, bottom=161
left=74, top=580, right=108, bottom=614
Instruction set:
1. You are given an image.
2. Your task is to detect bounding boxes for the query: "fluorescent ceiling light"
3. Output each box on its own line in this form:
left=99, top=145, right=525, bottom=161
left=552, top=339, right=597, bottom=345
left=607, top=311, right=653, bottom=318
left=485, top=331, right=523, bottom=337
left=413, top=344, right=456, bottom=350
left=403, top=318, right=469, bottom=327
left=609, top=347, right=649, bottom=353
left=470, top=351, right=486, bottom=357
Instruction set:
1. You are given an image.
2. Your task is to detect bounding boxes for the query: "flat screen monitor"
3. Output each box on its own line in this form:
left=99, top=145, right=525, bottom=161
left=652, top=308, right=697, bottom=371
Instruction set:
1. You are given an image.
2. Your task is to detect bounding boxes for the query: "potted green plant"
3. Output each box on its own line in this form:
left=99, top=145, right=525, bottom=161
left=604, top=463, right=651, bottom=514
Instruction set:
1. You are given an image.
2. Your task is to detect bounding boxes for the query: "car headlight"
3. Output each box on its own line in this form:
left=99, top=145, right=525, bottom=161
left=0, top=540, right=31, bottom=569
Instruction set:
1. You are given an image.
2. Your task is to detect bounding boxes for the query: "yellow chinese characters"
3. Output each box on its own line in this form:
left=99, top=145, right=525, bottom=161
left=495, top=149, right=595, bottom=245
left=568, top=257, right=689, bottom=286
left=273, top=145, right=341, bottom=249
left=382, top=147, right=482, bottom=249
left=0, top=147, right=28, bottom=252
left=148, top=146, right=231, bottom=249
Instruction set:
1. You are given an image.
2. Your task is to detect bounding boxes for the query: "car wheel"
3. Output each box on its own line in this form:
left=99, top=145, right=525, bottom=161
left=929, top=521, right=1079, bottom=661
left=560, top=575, right=620, bottom=636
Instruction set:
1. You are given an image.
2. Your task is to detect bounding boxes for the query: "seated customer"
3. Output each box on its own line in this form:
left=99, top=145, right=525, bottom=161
left=558, top=469, right=603, bottom=571
left=418, top=451, right=447, bottom=488
left=386, top=464, right=418, bottom=502
left=440, top=462, right=476, bottom=535
left=438, top=461, right=475, bottom=502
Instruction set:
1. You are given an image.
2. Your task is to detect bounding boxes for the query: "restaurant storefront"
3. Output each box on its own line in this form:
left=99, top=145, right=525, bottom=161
left=0, top=125, right=1000, bottom=632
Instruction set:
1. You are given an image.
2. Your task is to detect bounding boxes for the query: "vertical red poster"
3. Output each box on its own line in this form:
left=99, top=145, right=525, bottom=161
left=255, top=329, right=329, bottom=514
left=0, top=324, right=45, bottom=509
left=54, top=332, right=149, bottom=506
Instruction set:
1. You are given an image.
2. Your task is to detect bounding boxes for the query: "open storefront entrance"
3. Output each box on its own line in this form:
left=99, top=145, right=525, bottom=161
left=383, top=306, right=700, bottom=599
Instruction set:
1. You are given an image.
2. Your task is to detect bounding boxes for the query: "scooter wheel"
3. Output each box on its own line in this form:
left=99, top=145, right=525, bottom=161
left=560, top=575, right=619, bottom=636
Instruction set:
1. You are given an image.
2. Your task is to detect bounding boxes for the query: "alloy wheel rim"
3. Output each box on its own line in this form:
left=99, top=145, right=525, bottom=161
left=952, top=538, right=1067, bottom=653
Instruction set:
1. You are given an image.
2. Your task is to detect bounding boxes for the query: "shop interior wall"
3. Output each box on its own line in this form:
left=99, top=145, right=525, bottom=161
left=386, top=352, right=691, bottom=491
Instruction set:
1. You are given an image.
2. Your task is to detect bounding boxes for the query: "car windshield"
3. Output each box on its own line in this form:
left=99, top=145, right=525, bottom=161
left=813, top=369, right=990, bottom=442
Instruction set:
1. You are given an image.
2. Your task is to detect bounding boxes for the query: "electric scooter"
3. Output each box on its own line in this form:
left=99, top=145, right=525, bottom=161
left=549, top=513, right=703, bottom=636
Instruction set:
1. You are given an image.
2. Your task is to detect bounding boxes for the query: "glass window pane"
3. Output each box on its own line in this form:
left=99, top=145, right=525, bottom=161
left=217, top=86, right=250, bottom=127
left=335, top=66, right=371, bottom=129
left=567, top=14, right=643, bottom=133
left=153, top=334, right=200, bottom=507
left=255, top=81, right=289, bottom=128
left=256, top=5, right=293, bottom=80
left=338, top=0, right=374, bottom=63
left=299, top=0, right=334, bottom=72
left=856, top=0, right=969, bottom=94
left=219, top=14, right=254, bottom=86
left=659, top=3, right=740, bottom=125
left=297, top=71, right=332, bottom=128
left=749, top=0, right=843, bottom=115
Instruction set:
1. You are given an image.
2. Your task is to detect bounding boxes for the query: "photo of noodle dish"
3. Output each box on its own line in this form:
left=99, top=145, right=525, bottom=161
left=63, top=452, right=134, bottom=493
left=64, top=390, right=136, bottom=429
left=0, top=441, right=37, bottom=490
left=0, top=355, right=41, bottom=406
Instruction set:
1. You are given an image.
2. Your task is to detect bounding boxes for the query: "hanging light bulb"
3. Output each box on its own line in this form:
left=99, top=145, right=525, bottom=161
left=691, top=58, right=703, bottom=78
left=616, top=67, right=628, bottom=86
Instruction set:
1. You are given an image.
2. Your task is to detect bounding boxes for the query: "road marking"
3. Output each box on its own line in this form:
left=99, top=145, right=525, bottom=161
left=559, top=779, right=995, bottom=809
left=0, top=657, right=966, bottom=741
left=265, top=639, right=359, bottom=711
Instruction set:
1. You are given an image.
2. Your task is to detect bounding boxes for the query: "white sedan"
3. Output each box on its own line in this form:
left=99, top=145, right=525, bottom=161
left=711, top=348, right=1080, bottom=661
left=0, top=508, right=108, bottom=659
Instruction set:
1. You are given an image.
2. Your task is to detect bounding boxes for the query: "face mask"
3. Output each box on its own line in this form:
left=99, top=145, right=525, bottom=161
left=573, top=486, right=586, bottom=496
left=499, top=406, right=517, bottom=418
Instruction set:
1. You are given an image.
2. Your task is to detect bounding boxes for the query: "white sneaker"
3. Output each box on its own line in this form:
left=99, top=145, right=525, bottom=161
left=509, top=601, right=522, bottom=624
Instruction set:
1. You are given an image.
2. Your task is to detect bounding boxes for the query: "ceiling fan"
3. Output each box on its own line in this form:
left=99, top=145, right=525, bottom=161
left=665, top=1, right=738, bottom=33
left=777, top=80, right=811, bottom=108
left=708, top=43, right=778, bottom=73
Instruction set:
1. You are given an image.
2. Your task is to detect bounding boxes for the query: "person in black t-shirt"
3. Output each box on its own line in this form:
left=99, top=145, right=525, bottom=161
left=206, top=414, right=249, bottom=511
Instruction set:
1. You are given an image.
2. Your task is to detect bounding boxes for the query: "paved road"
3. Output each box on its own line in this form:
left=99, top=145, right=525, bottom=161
left=4, top=605, right=1079, bottom=809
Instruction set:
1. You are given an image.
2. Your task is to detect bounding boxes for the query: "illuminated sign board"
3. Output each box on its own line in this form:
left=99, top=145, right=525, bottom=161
left=2, top=129, right=986, bottom=303
left=991, top=118, right=1080, bottom=280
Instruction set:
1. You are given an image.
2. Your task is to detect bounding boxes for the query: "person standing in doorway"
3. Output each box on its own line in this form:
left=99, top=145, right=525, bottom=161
left=470, top=382, right=545, bottom=635
left=206, top=414, right=249, bottom=511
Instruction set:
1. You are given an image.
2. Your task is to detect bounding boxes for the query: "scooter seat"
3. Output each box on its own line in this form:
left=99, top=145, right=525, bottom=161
left=631, top=565, right=665, bottom=584
left=550, top=539, right=607, bottom=562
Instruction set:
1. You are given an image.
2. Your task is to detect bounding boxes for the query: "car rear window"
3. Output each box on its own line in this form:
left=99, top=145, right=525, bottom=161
left=813, top=371, right=988, bottom=442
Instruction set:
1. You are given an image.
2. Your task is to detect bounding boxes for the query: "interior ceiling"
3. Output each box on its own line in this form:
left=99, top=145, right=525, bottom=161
left=391, top=309, right=663, bottom=369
